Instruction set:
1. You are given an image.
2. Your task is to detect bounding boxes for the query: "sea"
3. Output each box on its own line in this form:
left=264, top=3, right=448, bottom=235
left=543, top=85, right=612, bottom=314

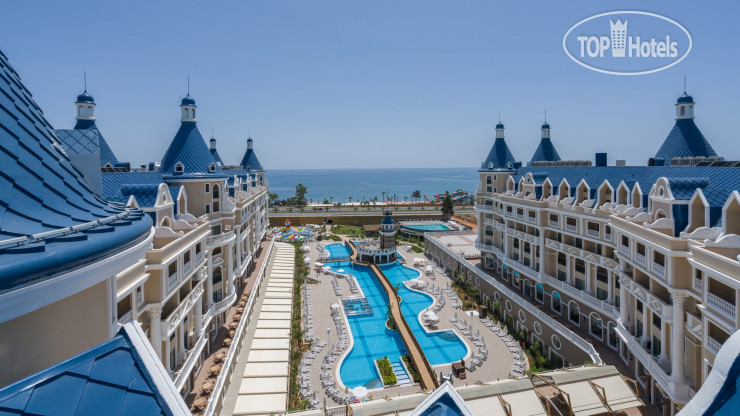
left=266, top=167, right=479, bottom=203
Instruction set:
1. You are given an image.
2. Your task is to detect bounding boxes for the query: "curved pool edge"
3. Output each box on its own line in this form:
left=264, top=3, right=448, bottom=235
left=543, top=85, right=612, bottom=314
left=403, top=281, right=473, bottom=365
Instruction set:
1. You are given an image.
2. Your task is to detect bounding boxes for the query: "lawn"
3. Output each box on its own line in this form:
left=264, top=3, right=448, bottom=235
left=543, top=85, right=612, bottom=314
left=331, top=225, right=365, bottom=236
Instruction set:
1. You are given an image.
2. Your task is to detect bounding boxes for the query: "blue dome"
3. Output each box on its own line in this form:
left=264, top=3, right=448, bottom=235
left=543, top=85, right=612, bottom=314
left=76, top=91, right=94, bottom=103
left=495, top=122, right=504, bottom=129
left=541, top=122, right=550, bottom=129
left=382, top=215, right=394, bottom=225
left=181, top=95, right=196, bottom=106
left=677, top=93, right=694, bottom=104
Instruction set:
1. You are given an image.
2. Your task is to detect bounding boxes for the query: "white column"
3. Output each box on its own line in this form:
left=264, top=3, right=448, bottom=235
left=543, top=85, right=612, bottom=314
left=672, top=293, right=686, bottom=382
left=620, top=277, right=629, bottom=323
left=179, top=323, right=186, bottom=364
left=607, top=271, right=614, bottom=304
left=148, top=307, right=163, bottom=360
left=164, top=335, right=171, bottom=371
left=566, top=256, right=572, bottom=284
left=586, top=264, right=592, bottom=295
left=236, top=227, right=243, bottom=271
left=659, top=316, right=668, bottom=360
left=538, top=233, right=545, bottom=275
left=195, top=295, right=203, bottom=336
left=206, top=253, right=214, bottom=307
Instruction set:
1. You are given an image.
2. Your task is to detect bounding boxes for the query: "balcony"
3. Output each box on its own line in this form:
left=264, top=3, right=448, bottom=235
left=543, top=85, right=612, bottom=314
left=162, top=283, right=204, bottom=337
left=549, top=220, right=559, bottom=228
left=707, top=292, right=736, bottom=320
left=477, top=204, right=493, bottom=213
left=206, top=231, right=235, bottom=249
left=586, top=229, right=600, bottom=238
left=173, top=333, right=208, bottom=390
left=653, top=263, right=665, bottom=277
left=136, top=290, right=144, bottom=307
left=707, top=336, right=723, bottom=355
left=565, top=224, right=577, bottom=233
left=685, top=312, right=702, bottom=339
left=604, top=233, right=612, bottom=242
left=117, top=310, right=133, bottom=326
left=527, top=216, right=536, bottom=224
left=544, top=274, right=617, bottom=319
left=475, top=241, right=494, bottom=252
left=167, top=271, right=178, bottom=289
left=693, top=277, right=702, bottom=291
left=635, top=253, right=646, bottom=266
left=620, top=245, right=629, bottom=256
left=516, top=213, right=524, bottom=220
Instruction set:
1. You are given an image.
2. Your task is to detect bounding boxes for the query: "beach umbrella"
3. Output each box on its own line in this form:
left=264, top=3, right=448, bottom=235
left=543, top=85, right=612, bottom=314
left=331, top=303, right=341, bottom=310
left=337, top=269, right=346, bottom=273
left=353, top=386, right=368, bottom=399
left=315, top=262, right=324, bottom=267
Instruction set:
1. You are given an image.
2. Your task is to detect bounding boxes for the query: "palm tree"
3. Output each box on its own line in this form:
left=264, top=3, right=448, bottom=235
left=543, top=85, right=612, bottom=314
left=381, top=191, right=386, bottom=204
left=330, top=196, right=334, bottom=205
left=404, top=196, right=408, bottom=204
left=348, top=196, right=353, bottom=204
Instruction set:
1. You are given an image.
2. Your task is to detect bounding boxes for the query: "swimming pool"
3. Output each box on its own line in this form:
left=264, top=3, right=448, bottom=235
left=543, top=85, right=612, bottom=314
left=337, top=261, right=467, bottom=389
left=324, top=243, right=351, bottom=260
left=403, top=223, right=452, bottom=231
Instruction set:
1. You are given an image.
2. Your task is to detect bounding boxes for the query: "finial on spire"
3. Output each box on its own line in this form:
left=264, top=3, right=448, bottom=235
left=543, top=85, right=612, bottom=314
left=83, top=70, right=87, bottom=92
left=683, top=74, right=687, bottom=93
left=187, top=76, right=190, bottom=96
left=498, top=110, right=501, bottom=123
left=544, top=109, right=547, bottom=123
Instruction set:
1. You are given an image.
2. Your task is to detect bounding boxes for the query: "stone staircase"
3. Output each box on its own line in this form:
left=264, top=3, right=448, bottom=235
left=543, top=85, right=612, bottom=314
left=391, top=360, right=412, bottom=385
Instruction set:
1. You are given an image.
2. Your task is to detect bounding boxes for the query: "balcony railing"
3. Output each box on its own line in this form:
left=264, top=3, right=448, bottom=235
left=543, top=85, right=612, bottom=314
left=565, top=224, right=577, bottom=232
left=475, top=241, right=494, bottom=252
left=707, top=292, right=736, bottom=320
left=136, top=290, right=144, bottom=307
left=653, top=263, right=665, bottom=277
left=549, top=220, right=559, bottom=227
left=604, top=233, right=612, bottom=242
left=162, top=284, right=204, bottom=337
left=685, top=312, right=702, bottom=339
left=620, top=245, right=629, bottom=255
left=707, top=336, right=723, bottom=355
left=206, top=231, right=235, bottom=248
left=544, top=273, right=617, bottom=319
left=616, top=321, right=676, bottom=399
left=117, top=310, right=133, bottom=326
left=635, top=253, right=646, bottom=266
left=586, top=229, right=600, bottom=238
left=516, top=214, right=524, bottom=220
left=167, top=272, right=178, bottom=289
left=693, top=277, right=702, bottom=291
left=174, top=333, right=208, bottom=390
left=527, top=216, right=536, bottom=224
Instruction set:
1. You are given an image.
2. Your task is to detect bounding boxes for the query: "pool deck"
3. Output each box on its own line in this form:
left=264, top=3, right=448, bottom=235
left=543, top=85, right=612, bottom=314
left=302, top=229, right=517, bottom=405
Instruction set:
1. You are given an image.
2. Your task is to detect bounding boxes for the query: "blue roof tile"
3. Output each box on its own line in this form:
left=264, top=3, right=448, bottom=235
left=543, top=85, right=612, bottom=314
left=101, top=172, right=164, bottom=204
left=0, top=49, right=152, bottom=291
left=480, top=138, right=517, bottom=171
left=0, top=324, right=189, bottom=416
left=160, top=121, right=223, bottom=177
left=654, top=119, right=718, bottom=162
left=55, top=123, right=119, bottom=167
left=239, top=139, right=264, bottom=171
left=530, top=138, right=561, bottom=164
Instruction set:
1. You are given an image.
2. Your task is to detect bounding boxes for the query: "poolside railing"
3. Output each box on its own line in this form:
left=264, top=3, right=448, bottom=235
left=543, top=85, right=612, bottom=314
left=203, top=237, right=275, bottom=416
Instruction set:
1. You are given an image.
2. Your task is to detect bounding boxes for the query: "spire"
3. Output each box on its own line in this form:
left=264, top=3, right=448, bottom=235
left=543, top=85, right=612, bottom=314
left=75, top=70, right=96, bottom=123
left=480, top=119, right=517, bottom=171
left=180, top=79, right=197, bottom=122
left=240, top=136, right=263, bottom=171
left=530, top=117, right=561, bottom=164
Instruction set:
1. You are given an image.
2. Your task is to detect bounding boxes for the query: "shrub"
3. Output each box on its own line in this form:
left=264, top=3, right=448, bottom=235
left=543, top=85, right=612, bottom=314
left=376, top=357, right=397, bottom=386
left=401, top=355, right=420, bottom=383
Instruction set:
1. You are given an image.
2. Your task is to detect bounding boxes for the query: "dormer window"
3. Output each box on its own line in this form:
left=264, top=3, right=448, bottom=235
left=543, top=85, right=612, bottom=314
left=680, top=106, right=685, bottom=116
left=175, top=162, right=184, bottom=173
left=246, top=165, right=251, bottom=171
left=209, top=163, right=216, bottom=172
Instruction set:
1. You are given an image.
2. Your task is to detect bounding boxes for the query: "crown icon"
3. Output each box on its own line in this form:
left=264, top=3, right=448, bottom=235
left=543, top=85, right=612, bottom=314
left=610, top=19, right=628, bottom=57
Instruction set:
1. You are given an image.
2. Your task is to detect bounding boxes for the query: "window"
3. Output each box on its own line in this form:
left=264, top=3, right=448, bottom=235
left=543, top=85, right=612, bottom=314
left=518, top=310, right=526, bottom=322
left=652, top=314, right=661, bottom=329
left=590, top=313, right=603, bottom=340
left=209, top=163, right=216, bottom=172
left=212, top=267, right=222, bottom=284
left=535, top=284, right=544, bottom=303
left=506, top=300, right=512, bottom=312
left=205, top=203, right=211, bottom=214
left=654, top=251, right=665, bottom=267
left=205, top=184, right=210, bottom=193
left=575, top=259, right=585, bottom=274
left=636, top=300, right=643, bottom=314
left=551, top=291, right=561, bottom=314
left=184, top=251, right=191, bottom=266
left=569, top=301, right=580, bottom=325
left=608, top=322, right=618, bottom=349
left=551, top=334, right=562, bottom=350
left=534, top=321, right=542, bottom=335
left=486, top=176, right=492, bottom=184
left=195, top=243, right=201, bottom=256
left=557, top=253, right=566, bottom=266
left=680, top=106, right=685, bottom=116
left=192, top=108, right=196, bottom=118
left=175, top=162, right=184, bottom=173
left=622, top=235, right=629, bottom=248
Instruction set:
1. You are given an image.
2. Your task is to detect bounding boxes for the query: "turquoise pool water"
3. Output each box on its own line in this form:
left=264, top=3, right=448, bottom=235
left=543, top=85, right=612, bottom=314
left=404, top=223, right=452, bottom=231
left=325, top=243, right=351, bottom=260
left=337, top=261, right=467, bottom=389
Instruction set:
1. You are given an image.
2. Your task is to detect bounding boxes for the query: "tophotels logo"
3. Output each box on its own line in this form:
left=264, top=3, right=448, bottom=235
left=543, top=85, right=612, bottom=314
left=563, top=11, right=692, bottom=75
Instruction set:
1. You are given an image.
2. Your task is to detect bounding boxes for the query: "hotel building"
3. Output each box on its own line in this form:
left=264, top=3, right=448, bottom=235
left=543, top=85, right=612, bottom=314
left=467, top=92, right=740, bottom=415
left=0, top=49, right=270, bottom=398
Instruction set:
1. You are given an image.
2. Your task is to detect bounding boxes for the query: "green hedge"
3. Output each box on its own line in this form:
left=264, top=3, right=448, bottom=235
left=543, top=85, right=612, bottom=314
left=401, top=355, right=420, bottom=383
left=376, top=357, right=397, bottom=386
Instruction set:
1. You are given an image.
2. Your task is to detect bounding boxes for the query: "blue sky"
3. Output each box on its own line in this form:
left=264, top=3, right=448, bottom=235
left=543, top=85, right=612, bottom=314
left=2, top=1, right=739, bottom=169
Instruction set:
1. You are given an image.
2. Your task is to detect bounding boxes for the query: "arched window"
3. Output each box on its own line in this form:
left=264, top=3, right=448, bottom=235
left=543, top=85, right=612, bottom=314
left=590, top=312, right=603, bottom=340
left=213, top=184, right=220, bottom=199
left=174, top=162, right=184, bottom=173
left=535, top=283, right=544, bottom=303
left=87, top=105, right=92, bottom=116
left=551, top=291, right=561, bottom=314
left=568, top=301, right=580, bottom=325
left=656, top=210, right=667, bottom=219
left=680, top=106, right=685, bottom=116
left=192, top=108, right=196, bottom=118
left=607, top=322, right=618, bottom=349
left=486, top=176, right=492, bottom=184
left=161, top=217, right=170, bottom=228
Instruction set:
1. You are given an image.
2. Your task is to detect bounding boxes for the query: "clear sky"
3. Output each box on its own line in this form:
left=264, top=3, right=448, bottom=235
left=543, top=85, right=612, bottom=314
left=2, top=1, right=739, bottom=169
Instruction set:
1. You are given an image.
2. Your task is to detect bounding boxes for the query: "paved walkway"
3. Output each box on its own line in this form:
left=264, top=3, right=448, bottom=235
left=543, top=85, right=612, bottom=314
left=220, top=242, right=296, bottom=416
left=187, top=239, right=272, bottom=413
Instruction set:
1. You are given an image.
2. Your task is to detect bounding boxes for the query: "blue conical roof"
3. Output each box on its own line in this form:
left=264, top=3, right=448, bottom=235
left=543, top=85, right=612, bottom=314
left=160, top=120, right=223, bottom=176
left=0, top=50, right=151, bottom=290
left=480, top=138, right=517, bottom=171
left=209, top=138, right=223, bottom=165
left=654, top=118, right=717, bottom=161
left=530, top=138, right=561, bottom=163
left=239, top=138, right=264, bottom=171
